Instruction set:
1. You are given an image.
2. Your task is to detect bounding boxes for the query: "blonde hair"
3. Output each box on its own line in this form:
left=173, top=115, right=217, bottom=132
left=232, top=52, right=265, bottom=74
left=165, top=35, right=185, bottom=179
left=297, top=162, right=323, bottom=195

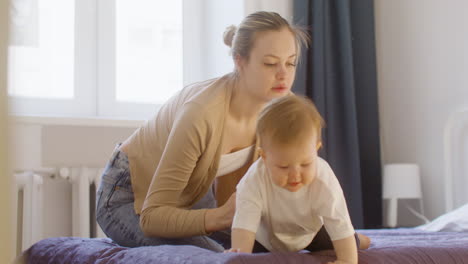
left=223, top=11, right=310, bottom=62
left=257, top=95, right=325, bottom=148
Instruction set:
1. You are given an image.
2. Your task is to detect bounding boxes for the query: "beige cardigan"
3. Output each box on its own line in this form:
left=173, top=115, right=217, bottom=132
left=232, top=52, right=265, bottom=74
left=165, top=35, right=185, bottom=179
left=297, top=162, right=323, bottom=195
left=121, top=73, right=258, bottom=238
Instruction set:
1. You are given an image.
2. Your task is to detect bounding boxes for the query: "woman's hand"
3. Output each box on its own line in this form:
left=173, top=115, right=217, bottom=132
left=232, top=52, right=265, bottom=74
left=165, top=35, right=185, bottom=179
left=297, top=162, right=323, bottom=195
left=220, top=191, right=237, bottom=223
left=205, top=192, right=236, bottom=233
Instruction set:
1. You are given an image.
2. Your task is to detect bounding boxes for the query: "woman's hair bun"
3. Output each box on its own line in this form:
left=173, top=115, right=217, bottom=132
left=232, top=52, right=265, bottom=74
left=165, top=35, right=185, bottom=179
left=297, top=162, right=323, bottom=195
left=223, top=25, right=237, bottom=47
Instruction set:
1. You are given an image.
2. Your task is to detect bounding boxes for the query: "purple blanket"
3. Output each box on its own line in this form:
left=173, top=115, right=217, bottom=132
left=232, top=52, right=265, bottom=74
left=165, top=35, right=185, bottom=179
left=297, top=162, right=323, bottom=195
left=18, top=229, right=468, bottom=264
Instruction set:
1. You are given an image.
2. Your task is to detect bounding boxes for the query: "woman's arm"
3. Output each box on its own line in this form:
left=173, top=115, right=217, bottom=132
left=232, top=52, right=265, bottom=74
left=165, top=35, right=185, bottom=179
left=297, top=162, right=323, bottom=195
left=140, top=102, right=224, bottom=238
left=205, top=192, right=236, bottom=233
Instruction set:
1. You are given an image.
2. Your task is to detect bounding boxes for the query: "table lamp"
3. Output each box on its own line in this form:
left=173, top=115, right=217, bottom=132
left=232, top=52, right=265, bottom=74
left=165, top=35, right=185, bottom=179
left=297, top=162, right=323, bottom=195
left=383, top=163, right=423, bottom=227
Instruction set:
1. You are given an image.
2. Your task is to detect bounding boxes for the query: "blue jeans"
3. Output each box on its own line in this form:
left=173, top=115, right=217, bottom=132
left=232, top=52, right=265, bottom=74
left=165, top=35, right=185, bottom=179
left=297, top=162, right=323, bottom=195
left=96, top=145, right=230, bottom=252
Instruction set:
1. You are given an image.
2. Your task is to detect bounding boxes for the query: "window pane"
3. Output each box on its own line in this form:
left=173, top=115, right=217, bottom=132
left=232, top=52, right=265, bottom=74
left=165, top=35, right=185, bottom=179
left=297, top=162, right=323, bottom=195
left=116, top=0, right=182, bottom=104
left=8, top=0, right=75, bottom=99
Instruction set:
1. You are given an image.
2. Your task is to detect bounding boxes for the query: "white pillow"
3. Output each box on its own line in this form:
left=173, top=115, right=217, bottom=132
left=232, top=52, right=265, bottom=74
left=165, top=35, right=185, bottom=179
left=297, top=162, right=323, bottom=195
left=417, top=203, right=468, bottom=232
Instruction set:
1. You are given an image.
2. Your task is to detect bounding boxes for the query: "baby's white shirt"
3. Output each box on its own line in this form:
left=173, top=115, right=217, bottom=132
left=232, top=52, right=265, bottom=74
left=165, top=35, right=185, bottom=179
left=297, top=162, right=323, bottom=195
left=232, top=157, right=355, bottom=252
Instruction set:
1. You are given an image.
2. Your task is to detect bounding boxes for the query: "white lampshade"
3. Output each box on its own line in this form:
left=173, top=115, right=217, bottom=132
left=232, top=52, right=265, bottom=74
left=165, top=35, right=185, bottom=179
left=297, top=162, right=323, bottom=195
left=383, top=163, right=422, bottom=199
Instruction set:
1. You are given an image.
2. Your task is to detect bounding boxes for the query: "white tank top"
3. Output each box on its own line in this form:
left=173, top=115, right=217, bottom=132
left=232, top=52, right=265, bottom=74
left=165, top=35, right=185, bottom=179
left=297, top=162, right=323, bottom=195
left=216, top=145, right=254, bottom=177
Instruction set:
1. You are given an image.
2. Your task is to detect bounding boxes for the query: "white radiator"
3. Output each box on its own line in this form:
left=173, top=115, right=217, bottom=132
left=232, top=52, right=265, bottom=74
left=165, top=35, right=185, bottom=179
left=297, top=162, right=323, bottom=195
left=62, top=167, right=106, bottom=238
left=14, top=170, right=45, bottom=253
left=14, top=167, right=106, bottom=253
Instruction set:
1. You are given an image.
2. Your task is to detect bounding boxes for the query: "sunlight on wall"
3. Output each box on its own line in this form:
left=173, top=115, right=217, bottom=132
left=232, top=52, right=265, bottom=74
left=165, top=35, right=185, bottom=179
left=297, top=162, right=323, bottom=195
left=1, top=0, right=13, bottom=261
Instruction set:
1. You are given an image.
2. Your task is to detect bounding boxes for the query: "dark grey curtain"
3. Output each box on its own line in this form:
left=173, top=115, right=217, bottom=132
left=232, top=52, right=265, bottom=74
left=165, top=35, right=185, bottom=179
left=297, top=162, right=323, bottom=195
left=293, top=0, right=382, bottom=229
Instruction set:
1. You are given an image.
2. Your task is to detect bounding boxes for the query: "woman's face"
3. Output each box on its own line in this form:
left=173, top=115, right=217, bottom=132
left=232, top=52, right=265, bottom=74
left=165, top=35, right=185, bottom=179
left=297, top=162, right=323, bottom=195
left=237, top=28, right=297, bottom=103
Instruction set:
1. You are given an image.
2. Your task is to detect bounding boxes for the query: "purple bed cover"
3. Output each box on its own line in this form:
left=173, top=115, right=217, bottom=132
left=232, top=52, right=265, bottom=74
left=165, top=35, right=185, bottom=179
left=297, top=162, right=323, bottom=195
left=18, top=229, right=468, bottom=264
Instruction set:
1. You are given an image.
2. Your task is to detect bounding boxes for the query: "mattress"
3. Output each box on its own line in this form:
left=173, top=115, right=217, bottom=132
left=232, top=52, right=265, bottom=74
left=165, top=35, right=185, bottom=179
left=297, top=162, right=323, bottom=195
left=17, top=229, right=468, bottom=264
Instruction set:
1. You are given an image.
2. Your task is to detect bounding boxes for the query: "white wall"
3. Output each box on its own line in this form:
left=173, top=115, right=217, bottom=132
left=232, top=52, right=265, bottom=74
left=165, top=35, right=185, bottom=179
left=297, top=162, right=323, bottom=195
left=375, top=0, right=468, bottom=222
left=0, top=0, right=13, bottom=261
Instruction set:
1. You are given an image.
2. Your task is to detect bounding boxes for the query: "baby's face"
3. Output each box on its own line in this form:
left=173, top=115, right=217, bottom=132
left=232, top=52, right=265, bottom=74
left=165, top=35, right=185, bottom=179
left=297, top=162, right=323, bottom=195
left=261, top=133, right=319, bottom=192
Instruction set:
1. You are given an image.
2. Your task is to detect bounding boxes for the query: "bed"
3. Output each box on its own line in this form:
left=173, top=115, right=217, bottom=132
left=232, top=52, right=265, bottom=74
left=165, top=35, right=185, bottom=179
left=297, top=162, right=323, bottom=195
left=15, top=229, right=468, bottom=264
left=16, top=110, right=468, bottom=263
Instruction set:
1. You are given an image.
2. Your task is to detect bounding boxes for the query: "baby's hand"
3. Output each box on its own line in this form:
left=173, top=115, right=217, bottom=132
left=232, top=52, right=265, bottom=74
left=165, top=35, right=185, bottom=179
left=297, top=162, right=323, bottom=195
left=223, top=248, right=241, bottom=253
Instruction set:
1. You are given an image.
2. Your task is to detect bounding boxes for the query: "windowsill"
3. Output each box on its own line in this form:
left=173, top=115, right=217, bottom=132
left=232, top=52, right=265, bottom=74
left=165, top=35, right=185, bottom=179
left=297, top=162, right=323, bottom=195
left=10, top=115, right=145, bottom=128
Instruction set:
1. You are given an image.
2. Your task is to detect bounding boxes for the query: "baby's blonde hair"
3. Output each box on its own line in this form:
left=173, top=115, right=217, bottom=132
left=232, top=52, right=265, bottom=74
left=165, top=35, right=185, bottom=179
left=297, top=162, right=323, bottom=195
left=257, top=95, right=325, bottom=148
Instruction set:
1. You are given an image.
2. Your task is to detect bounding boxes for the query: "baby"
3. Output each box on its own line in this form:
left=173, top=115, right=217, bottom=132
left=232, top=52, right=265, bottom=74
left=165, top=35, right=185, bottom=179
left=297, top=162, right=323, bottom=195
left=227, top=95, right=365, bottom=264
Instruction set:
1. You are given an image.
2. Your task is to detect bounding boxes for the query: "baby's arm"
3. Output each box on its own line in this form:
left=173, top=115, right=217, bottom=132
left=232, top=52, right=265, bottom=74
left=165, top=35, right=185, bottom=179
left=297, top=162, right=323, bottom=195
left=226, top=228, right=256, bottom=253
left=226, top=160, right=264, bottom=254
left=328, top=235, right=358, bottom=264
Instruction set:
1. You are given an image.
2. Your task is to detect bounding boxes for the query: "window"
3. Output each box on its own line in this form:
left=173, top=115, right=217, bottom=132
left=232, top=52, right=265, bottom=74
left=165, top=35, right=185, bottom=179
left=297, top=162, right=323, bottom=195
left=8, top=0, right=243, bottom=120
left=115, top=0, right=182, bottom=104
left=9, top=0, right=75, bottom=99
left=97, top=0, right=184, bottom=119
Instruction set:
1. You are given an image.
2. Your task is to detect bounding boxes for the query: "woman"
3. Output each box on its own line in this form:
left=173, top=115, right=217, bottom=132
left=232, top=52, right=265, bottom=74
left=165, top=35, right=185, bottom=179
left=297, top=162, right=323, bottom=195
left=96, top=11, right=368, bottom=252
